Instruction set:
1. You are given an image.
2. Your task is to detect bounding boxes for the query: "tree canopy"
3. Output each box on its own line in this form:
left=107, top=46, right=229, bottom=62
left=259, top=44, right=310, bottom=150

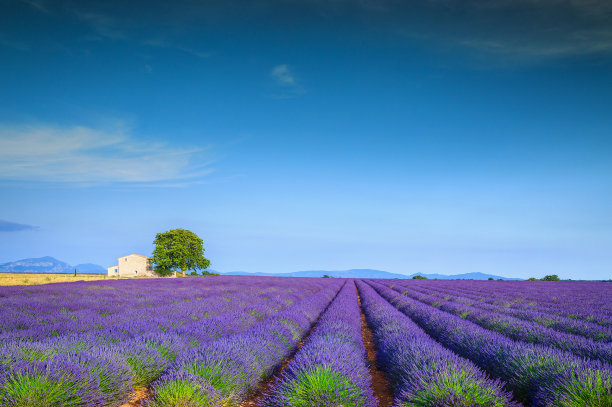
left=542, top=274, right=560, bottom=281
left=151, top=229, right=210, bottom=277
left=412, top=275, right=427, bottom=279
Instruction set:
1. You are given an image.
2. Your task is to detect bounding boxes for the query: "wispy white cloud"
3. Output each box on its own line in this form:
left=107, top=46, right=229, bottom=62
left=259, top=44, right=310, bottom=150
left=269, top=64, right=306, bottom=98
left=296, top=0, right=612, bottom=61
left=19, top=0, right=50, bottom=14
left=70, top=10, right=213, bottom=57
left=271, top=64, right=296, bottom=86
left=399, top=0, right=612, bottom=60
left=14, top=0, right=612, bottom=61
left=71, top=10, right=126, bottom=40
left=456, top=31, right=612, bottom=59
left=0, top=122, right=213, bottom=185
left=65, top=5, right=212, bottom=56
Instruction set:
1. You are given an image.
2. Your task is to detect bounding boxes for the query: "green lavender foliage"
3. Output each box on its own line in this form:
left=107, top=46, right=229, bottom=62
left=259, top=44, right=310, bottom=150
left=147, top=372, right=223, bottom=407
left=0, top=372, right=87, bottom=407
left=543, top=370, right=612, bottom=407
left=281, top=367, right=367, bottom=407
left=402, top=369, right=516, bottom=407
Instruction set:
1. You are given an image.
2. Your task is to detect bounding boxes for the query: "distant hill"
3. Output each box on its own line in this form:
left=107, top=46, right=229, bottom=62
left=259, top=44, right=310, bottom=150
left=0, top=257, right=106, bottom=274
left=221, top=269, right=409, bottom=279
left=73, top=263, right=107, bottom=274
left=408, top=272, right=523, bottom=281
left=0, top=258, right=522, bottom=279
left=220, top=269, right=522, bottom=280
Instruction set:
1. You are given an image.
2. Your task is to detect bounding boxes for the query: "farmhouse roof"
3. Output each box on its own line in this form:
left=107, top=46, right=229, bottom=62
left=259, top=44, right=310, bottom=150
left=119, top=254, right=151, bottom=259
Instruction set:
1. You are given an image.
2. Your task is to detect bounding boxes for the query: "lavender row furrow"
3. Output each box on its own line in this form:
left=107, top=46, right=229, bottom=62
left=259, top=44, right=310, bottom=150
left=404, top=283, right=612, bottom=343
left=356, top=281, right=521, bottom=407
left=0, top=289, right=300, bottom=393
left=398, top=279, right=610, bottom=318
left=146, top=281, right=344, bottom=406
left=400, top=280, right=612, bottom=327
left=0, top=277, right=331, bottom=406
left=386, top=283, right=612, bottom=364
left=263, top=280, right=376, bottom=407
left=367, top=280, right=612, bottom=406
left=1, top=287, right=302, bottom=343
left=0, top=277, right=315, bottom=342
left=417, top=279, right=612, bottom=313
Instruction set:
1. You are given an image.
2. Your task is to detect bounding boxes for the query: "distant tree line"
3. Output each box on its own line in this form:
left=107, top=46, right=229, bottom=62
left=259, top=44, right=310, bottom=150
left=526, top=275, right=561, bottom=281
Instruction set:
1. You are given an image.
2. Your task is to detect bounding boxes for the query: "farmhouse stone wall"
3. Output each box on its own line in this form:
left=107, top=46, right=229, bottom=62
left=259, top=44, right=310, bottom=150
left=107, top=254, right=154, bottom=277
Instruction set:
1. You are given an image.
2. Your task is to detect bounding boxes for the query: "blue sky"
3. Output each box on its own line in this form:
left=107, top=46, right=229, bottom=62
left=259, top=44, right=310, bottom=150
left=1, top=0, right=611, bottom=279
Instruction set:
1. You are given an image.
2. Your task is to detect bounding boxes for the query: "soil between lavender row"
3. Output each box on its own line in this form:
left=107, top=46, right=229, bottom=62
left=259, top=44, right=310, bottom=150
left=123, top=285, right=395, bottom=407
left=358, top=293, right=395, bottom=407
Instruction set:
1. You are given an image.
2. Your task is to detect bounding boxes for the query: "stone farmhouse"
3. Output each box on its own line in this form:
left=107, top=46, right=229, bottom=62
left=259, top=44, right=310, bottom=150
left=107, top=254, right=155, bottom=277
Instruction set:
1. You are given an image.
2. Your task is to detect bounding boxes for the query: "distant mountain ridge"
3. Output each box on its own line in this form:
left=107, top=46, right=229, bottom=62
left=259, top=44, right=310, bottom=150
left=0, top=257, right=522, bottom=279
left=219, top=269, right=522, bottom=280
left=0, top=257, right=107, bottom=274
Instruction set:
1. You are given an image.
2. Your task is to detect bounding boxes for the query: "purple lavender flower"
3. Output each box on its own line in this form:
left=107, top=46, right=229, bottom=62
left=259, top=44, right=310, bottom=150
left=263, top=281, right=377, bottom=407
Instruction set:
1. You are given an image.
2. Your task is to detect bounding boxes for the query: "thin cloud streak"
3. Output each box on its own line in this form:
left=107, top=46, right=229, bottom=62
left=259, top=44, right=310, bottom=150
left=294, top=0, right=612, bottom=60
left=19, top=0, right=50, bottom=14
left=71, top=10, right=126, bottom=40
left=453, top=28, right=612, bottom=59
left=12, top=1, right=612, bottom=62
left=0, top=123, right=214, bottom=185
left=0, top=220, right=39, bottom=232
left=271, top=64, right=296, bottom=86
left=269, top=64, right=306, bottom=98
left=398, top=0, right=612, bottom=60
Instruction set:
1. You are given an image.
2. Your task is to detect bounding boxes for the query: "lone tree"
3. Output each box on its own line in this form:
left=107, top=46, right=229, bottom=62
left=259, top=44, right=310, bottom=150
left=151, top=229, right=210, bottom=277
left=412, top=275, right=427, bottom=280
left=542, top=274, right=560, bottom=281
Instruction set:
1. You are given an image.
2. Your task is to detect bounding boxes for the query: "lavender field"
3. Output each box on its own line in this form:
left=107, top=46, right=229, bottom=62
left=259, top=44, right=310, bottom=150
left=0, top=277, right=610, bottom=406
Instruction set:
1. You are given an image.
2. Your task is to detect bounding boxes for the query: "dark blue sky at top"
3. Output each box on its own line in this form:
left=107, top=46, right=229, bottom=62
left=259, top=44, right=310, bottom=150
left=1, top=0, right=611, bottom=279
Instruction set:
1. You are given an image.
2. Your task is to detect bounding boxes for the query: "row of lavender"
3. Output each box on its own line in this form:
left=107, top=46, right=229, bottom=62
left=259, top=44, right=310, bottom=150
left=0, top=277, right=310, bottom=342
left=0, top=277, right=337, bottom=406
left=408, top=282, right=612, bottom=342
left=147, top=280, right=344, bottom=406
left=387, top=282, right=612, bottom=364
left=1, top=277, right=610, bottom=406
left=357, top=280, right=520, bottom=406
left=402, top=279, right=612, bottom=327
left=263, top=280, right=376, bottom=407
left=367, top=280, right=612, bottom=406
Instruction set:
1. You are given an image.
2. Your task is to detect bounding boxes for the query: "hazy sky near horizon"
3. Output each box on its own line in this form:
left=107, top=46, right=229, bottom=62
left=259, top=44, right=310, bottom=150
left=1, top=0, right=611, bottom=279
